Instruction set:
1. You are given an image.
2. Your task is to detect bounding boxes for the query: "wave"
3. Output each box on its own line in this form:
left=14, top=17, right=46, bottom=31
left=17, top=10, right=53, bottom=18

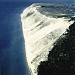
left=21, top=3, right=75, bottom=75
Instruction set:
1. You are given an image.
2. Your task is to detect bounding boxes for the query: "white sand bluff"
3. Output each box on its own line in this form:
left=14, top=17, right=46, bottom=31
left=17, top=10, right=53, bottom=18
left=21, top=3, right=74, bottom=75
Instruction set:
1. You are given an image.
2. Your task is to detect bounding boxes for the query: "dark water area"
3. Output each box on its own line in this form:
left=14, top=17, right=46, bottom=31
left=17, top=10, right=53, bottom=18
left=0, top=2, right=32, bottom=75
left=28, top=0, right=74, bottom=4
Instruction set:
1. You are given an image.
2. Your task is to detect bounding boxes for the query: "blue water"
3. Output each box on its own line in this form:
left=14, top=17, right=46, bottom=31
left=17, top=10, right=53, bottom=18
left=0, top=2, right=32, bottom=75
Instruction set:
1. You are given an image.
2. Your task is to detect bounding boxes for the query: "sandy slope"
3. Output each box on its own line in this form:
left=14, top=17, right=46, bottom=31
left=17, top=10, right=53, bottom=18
left=21, top=3, right=74, bottom=75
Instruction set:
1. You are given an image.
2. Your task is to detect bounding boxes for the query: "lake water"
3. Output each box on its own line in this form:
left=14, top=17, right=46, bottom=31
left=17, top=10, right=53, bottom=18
left=0, top=2, right=32, bottom=75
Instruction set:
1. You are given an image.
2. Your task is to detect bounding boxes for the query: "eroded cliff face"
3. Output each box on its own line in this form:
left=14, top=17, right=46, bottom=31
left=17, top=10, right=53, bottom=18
left=21, top=3, right=75, bottom=75
left=38, top=22, right=75, bottom=75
